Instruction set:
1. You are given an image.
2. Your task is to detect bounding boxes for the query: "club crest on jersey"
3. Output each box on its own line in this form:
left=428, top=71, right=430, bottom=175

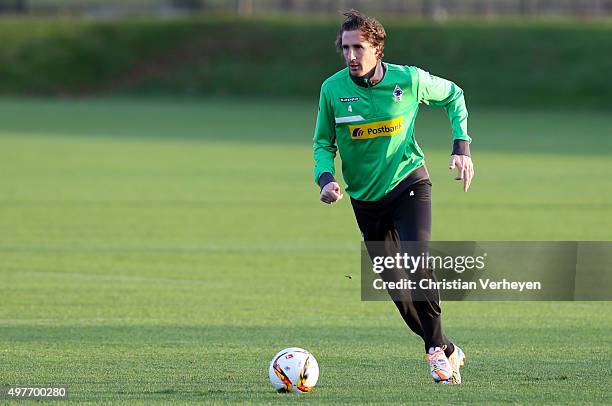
left=393, top=85, right=403, bottom=102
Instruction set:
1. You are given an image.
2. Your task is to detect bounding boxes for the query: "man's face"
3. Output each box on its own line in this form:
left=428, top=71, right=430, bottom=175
left=341, top=30, right=380, bottom=77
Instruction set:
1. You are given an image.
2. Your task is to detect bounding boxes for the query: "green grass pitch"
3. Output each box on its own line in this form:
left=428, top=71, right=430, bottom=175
left=0, top=98, right=610, bottom=404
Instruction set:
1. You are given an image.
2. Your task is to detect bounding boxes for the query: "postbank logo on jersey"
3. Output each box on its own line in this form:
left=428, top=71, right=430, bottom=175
left=349, top=117, right=404, bottom=140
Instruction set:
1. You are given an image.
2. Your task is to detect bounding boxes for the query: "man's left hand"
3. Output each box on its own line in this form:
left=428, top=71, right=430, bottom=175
left=449, top=155, right=474, bottom=192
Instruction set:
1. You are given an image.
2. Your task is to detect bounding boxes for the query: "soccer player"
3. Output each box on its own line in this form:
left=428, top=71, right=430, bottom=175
left=313, top=10, right=473, bottom=384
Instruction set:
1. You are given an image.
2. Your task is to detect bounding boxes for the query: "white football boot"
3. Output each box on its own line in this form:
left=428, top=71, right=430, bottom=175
left=447, top=345, right=466, bottom=384
left=427, top=346, right=453, bottom=383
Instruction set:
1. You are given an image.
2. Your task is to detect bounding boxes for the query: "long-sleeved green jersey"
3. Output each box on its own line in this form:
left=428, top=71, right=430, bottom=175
left=313, top=62, right=471, bottom=202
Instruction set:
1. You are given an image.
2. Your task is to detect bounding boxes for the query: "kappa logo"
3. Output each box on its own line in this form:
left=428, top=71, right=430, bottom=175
left=349, top=117, right=404, bottom=140
left=340, top=97, right=360, bottom=102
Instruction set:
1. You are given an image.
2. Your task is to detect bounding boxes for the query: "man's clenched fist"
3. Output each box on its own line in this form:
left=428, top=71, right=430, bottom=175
left=320, top=181, right=344, bottom=204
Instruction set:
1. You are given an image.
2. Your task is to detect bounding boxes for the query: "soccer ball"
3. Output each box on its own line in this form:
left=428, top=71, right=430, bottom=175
left=268, top=347, right=319, bottom=393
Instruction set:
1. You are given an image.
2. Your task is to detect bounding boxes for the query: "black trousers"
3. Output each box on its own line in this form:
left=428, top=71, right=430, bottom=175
left=351, top=179, right=452, bottom=353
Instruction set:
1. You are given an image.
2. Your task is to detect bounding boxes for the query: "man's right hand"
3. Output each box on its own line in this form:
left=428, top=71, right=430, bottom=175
left=320, top=181, right=344, bottom=204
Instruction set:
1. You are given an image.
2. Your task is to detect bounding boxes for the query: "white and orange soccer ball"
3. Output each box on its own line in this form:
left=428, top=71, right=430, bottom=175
left=268, top=347, right=320, bottom=393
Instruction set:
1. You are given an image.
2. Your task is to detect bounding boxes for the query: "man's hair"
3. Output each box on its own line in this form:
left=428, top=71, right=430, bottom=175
left=335, top=9, right=386, bottom=59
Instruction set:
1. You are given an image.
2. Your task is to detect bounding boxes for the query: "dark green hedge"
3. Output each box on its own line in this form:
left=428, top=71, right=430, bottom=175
left=1, top=16, right=611, bottom=107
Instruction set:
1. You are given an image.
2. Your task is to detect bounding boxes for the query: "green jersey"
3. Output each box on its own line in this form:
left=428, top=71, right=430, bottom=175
left=313, top=63, right=471, bottom=202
